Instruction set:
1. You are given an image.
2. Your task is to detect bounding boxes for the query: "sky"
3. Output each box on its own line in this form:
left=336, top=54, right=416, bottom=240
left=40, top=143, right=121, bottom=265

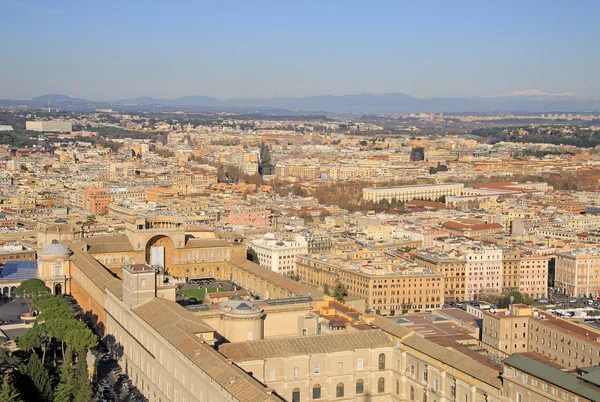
left=1, top=0, right=599, bottom=101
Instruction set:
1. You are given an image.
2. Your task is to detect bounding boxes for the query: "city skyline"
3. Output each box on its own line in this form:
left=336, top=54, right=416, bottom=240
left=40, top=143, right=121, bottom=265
left=1, top=0, right=599, bottom=100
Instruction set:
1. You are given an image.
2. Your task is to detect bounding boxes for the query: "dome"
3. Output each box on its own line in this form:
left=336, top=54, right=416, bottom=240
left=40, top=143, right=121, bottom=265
left=40, top=240, right=72, bottom=256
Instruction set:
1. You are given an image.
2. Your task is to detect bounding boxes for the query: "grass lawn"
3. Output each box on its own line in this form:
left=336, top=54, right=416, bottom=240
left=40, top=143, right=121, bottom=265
left=180, top=287, right=224, bottom=300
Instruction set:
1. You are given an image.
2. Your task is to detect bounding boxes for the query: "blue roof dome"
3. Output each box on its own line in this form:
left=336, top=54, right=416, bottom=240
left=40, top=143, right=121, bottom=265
left=40, top=240, right=72, bottom=256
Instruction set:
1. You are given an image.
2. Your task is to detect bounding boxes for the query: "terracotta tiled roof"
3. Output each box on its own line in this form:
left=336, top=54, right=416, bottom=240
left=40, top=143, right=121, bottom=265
left=231, top=259, right=324, bottom=298
left=70, top=243, right=123, bottom=299
left=219, top=329, right=393, bottom=361
left=133, top=297, right=282, bottom=402
left=402, top=334, right=502, bottom=388
left=83, top=235, right=135, bottom=253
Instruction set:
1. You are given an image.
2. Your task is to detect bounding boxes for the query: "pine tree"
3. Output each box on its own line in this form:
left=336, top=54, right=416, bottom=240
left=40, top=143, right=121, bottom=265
left=25, top=354, right=53, bottom=401
left=73, top=357, right=92, bottom=402
left=0, top=376, right=23, bottom=402
left=54, top=363, right=75, bottom=402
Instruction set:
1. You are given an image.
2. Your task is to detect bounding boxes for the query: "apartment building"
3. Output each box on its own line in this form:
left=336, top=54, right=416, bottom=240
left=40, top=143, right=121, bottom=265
left=84, top=185, right=112, bottom=215
left=482, top=304, right=600, bottom=369
left=412, top=251, right=466, bottom=302
left=297, top=253, right=444, bottom=314
left=502, top=354, right=600, bottom=402
left=503, top=249, right=521, bottom=293
left=519, top=253, right=548, bottom=300
left=463, top=247, right=503, bottom=301
left=26, top=120, right=72, bottom=132
left=249, top=233, right=308, bottom=276
left=362, top=183, right=464, bottom=203
left=555, top=248, right=600, bottom=298
left=222, top=208, right=271, bottom=228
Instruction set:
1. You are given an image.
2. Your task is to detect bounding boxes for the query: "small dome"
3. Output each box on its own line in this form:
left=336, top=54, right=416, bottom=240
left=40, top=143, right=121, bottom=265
left=40, top=240, right=72, bottom=256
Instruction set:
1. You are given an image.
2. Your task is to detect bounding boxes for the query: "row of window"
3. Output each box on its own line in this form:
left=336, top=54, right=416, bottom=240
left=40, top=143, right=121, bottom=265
left=309, top=378, right=388, bottom=400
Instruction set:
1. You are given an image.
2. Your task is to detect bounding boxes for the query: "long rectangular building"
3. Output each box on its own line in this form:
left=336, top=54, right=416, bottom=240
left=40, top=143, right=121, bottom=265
left=297, top=252, right=444, bottom=314
left=362, top=183, right=464, bottom=203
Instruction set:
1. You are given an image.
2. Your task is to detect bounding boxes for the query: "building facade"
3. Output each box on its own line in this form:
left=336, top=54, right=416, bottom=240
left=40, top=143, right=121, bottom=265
left=555, top=248, right=600, bottom=298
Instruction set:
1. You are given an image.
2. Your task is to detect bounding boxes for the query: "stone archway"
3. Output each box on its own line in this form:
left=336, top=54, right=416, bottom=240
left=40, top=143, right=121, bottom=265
left=2, top=287, right=8, bottom=297
left=54, top=283, right=63, bottom=295
left=145, top=235, right=175, bottom=273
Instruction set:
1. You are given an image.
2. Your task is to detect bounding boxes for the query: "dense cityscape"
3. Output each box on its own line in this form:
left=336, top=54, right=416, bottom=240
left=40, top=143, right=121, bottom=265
left=2, top=2, right=600, bottom=402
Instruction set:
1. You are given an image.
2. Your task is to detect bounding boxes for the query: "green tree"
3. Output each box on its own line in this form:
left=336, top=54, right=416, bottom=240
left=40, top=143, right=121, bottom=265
left=333, top=281, right=349, bottom=303
left=323, top=284, right=330, bottom=296
left=24, top=354, right=53, bottom=401
left=499, top=291, right=528, bottom=308
left=246, top=247, right=259, bottom=263
left=16, top=324, right=42, bottom=353
left=72, top=358, right=92, bottom=402
left=53, top=363, right=75, bottom=402
left=0, top=376, right=23, bottom=402
left=14, top=279, right=50, bottom=315
left=64, top=321, right=97, bottom=354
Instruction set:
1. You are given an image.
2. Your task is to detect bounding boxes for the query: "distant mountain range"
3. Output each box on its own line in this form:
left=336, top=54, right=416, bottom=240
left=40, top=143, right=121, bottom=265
left=1, top=91, right=599, bottom=114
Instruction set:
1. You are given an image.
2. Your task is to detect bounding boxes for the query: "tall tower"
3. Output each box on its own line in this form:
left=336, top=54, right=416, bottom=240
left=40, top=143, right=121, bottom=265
left=48, top=100, right=51, bottom=113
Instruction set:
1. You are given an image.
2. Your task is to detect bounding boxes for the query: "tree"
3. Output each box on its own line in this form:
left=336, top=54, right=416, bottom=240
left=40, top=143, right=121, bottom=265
left=0, top=376, right=23, bottom=402
left=246, top=247, right=259, bottom=263
left=499, top=291, right=531, bottom=308
left=72, top=357, right=92, bottom=402
left=53, top=363, right=75, bottom=402
left=64, top=321, right=97, bottom=354
left=323, top=284, right=330, bottom=296
left=14, top=279, right=50, bottom=315
left=24, top=354, right=53, bottom=401
left=17, top=324, right=42, bottom=353
left=333, top=281, right=348, bottom=303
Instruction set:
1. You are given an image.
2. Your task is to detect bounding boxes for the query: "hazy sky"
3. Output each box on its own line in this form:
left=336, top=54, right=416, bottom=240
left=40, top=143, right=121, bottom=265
left=1, top=0, right=599, bottom=100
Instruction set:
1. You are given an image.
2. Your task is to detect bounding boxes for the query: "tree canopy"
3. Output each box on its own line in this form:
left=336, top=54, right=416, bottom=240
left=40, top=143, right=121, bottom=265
left=14, top=279, right=50, bottom=315
left=333, top=281, right=349, bottom=303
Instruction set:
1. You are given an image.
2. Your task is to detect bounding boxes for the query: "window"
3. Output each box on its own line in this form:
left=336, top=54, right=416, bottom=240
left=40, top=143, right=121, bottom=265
left=292, top=389, right=300, bottom=402
left=312, top=385, right=321, bottom=400
left=356, top=379, right=364, bottom=394
left=247, top=331, right=253, bottom=341
left=378, top=377, right=385, bottom=393
left=410, top=365, right=415, bottom=375
left=314, top=364, right=320, bottom=374
left=294, top=367, right=299, bottom=379
left=410, top=386, right=415, bottom=401
left=396, top=379, right=400, bottom=395
left=269, top=368, right=275, bottom=380
left=302, top=328, right=308, bottom=336
left=357, top=358, right=363, bottom=370
left=542, top=383, right=547, bottom=391
left=434, top=378, right=439, bottom=392
left=424, top=367, right=428, bottom=382
left=378, top=353, right=386, bottom=370
left=338, top=362, right=343, bottom=373
left=336, top=383, right=344, bottom=398
left=141, top=279, right=146, bottom=287
left=516, top=392, right=522, bottom=402
left=451, top=383, right=456, bottom=397
left=562, top=392, right=569, bottom=400
left=551, top=387, right=558, bottom=396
